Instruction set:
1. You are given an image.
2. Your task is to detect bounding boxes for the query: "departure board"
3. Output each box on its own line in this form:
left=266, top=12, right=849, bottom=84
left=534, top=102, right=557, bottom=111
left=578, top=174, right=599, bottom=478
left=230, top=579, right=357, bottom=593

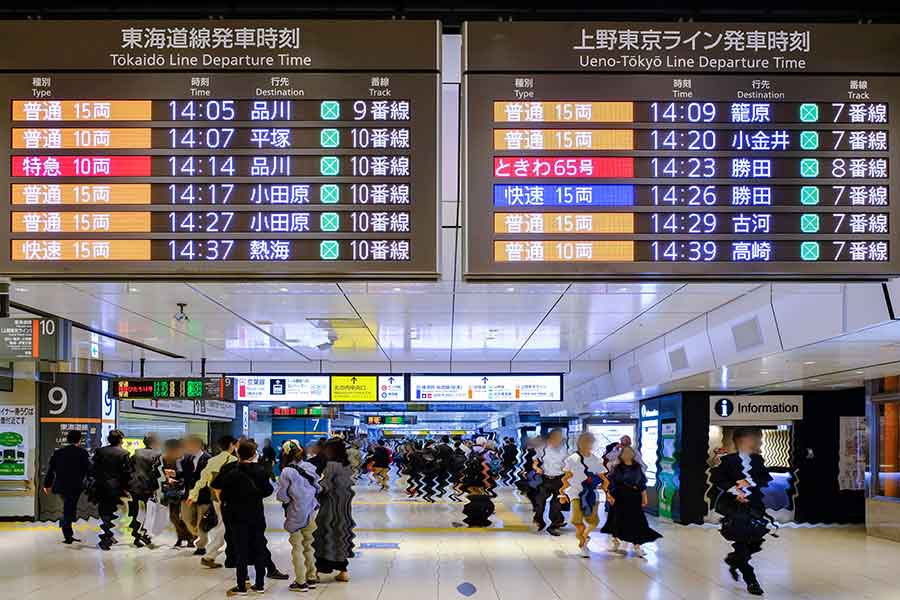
left=463, top=22, right=900, bottom=279
left=0, top=20, right=440, bottom=278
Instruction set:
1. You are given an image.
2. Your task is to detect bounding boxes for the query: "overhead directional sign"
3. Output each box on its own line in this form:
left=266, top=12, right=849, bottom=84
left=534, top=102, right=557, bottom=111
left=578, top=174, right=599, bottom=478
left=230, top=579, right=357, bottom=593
left=331, top=375, right=377, bottom=402
left=0, top=317, right=69, bottom=361
left=410, top=374, right=563, bottom=402
left=233, top=375, right=329, bottom=402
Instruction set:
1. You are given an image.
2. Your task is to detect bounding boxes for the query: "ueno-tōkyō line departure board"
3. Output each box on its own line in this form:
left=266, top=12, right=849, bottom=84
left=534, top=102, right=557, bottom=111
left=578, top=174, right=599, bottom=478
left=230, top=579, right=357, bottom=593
left=0, top=20, right=440, bottom=278
left=462, top=22, right=900, bottom=280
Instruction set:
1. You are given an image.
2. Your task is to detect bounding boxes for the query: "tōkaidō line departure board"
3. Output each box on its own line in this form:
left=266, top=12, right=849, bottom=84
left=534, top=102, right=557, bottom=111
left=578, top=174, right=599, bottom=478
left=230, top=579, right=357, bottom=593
left=462, top=22, right=900, bottom=280
left=0, top=20, right=440, bottom=278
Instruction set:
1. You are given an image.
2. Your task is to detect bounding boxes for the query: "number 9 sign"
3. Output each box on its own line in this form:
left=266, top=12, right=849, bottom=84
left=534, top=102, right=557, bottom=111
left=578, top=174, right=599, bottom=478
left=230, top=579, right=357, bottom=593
left=47, top=386, right=68, bottom=416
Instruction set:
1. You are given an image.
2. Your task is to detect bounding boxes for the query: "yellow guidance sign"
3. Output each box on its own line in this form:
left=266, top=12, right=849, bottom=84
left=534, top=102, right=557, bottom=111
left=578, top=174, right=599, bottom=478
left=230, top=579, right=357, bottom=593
left=330, top=375, right=377, bottom=402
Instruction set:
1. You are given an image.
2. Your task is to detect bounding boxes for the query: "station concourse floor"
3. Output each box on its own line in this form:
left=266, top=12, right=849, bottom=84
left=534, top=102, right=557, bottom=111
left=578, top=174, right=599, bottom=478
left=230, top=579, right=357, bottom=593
left=2, top=480, right=899, bottom=600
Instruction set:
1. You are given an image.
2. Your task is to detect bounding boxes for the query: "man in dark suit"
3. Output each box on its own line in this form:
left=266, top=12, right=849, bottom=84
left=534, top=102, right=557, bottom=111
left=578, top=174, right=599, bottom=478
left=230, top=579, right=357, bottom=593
left=42, top=429, right=91, bottom=544
left=92, top=429, right=133, bottom=550
left=179, top=435, right=211, bottom=555
left=711, top=427, right=773, bottom=597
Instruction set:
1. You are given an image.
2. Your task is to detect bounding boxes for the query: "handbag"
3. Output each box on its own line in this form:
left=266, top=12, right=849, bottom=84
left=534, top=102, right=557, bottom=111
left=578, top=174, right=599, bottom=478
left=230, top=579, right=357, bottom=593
left=200, top=505, right=219, bottom=532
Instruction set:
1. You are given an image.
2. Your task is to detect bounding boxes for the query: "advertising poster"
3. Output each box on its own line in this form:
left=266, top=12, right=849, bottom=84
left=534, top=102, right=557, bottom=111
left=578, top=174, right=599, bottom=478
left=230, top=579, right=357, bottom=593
left=0, top=406, right=33, bottom=480
left=657, top=420, right=679, bottom=520
left=838, top=416, right=868, bottom=491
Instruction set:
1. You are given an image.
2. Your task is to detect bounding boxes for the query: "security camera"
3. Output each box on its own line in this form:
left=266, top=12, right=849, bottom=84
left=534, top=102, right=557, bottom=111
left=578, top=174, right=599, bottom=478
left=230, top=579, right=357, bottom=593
left=174, top=303, right=190, bottom=322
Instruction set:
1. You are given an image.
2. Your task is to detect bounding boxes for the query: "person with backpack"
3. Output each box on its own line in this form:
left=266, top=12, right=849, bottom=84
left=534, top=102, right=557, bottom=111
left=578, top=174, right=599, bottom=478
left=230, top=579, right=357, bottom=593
left=711, top=427, right=773, bottom=597
left=560, top=433, right=607, bottom=557
left=212, top=440, right=274, bottom=596
left=90, top=429, right=133, bottom=551
left=128, top=433, right=161, bottom=548
left=276, top=441, right=322, bottom=593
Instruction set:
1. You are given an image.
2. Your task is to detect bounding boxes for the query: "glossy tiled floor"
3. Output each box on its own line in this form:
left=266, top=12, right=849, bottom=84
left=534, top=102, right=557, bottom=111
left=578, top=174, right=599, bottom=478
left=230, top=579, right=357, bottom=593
left=2, top=479, right=899, bottom=599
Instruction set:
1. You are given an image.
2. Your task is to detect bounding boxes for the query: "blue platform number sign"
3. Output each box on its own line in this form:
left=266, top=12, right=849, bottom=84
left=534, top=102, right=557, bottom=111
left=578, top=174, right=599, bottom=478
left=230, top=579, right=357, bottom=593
left=715, top=397, right=734, bottom=418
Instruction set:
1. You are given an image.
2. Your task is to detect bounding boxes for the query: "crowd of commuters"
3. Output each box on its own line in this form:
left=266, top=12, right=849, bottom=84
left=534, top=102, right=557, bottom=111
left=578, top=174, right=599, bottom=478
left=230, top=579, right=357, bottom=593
left=42, top=426, right=773, bottom=597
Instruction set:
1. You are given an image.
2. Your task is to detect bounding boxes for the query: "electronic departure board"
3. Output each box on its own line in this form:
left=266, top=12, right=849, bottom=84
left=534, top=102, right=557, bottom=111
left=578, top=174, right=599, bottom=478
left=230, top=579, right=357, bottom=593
left=0, top=20, right=440, bottom=278
left=463, top=22, right=900, bottom=279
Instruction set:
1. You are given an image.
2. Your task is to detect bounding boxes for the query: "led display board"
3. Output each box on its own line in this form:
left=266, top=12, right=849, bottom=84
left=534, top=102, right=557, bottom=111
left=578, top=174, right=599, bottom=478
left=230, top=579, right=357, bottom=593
left=409, top=374, right=563, bottom=402
left=463, top=22, right=900, bottom=279
left=367, top=415, right=417, bottom=425
left=0, top=20, right=440, bottom=278
left=112, top=377, right=226, bottom=399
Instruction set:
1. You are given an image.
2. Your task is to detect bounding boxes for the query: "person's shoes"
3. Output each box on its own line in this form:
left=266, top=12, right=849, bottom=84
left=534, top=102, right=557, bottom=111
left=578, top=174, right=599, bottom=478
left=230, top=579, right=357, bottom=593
left=746, top=581, right=764, bottom=596
left=133, top=538, right=145, bottom=548
left=173, top=538, right=185, bottom=548
left=250, top=585, right=265, bottom=595
left=533, top=518, right=546, bottom=532
left=98, top=541, right=111, bottom=551
left=289, top=582, right=309, bottom=593
left=226, top=586, right=248, bottom=597
left=546, top=527, right=562, bottom=537
left=267, top=569, right=289, bottom=581
left=62, top=539, right=74, bottom=545
left=201, top=557, right=222, bottom=569
left=335, top=571, right=350, bottom=582
left=110, top=537, right=119, bottom=545
left=724, top=558, right=741, bottom=582
left=192, top=548, right=206, bottom=556
left=140, top=534, right=153, bottom=545
left=607, top=538, right=621, bottom=553
left=186, top=540, right=195, bottom=548
left=579, top=544, right=591, bottom=558
left=306, top=578, right=319, bottom=589
left=632, top=544, right=645, bottom=558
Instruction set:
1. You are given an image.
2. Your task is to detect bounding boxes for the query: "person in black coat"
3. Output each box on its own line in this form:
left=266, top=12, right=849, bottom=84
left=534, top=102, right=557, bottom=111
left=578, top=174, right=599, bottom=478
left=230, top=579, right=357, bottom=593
left=128, top=432, right=161, bottom=547
left=179, top=435, right=211, bottom=555
left=711, top=427, right=773, bottom=597
left=212, top=440, right=274, bottom=596
left=42, top=430, right=91, bottom=544
left=91, top=429, right=133, bottom=550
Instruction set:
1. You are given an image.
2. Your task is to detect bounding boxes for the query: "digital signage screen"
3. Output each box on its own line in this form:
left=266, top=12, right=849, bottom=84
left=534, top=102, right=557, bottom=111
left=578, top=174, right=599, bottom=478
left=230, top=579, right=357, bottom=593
left=463, top=22, right=900, bottom=279
left=0, top=20, right=440, bottom=278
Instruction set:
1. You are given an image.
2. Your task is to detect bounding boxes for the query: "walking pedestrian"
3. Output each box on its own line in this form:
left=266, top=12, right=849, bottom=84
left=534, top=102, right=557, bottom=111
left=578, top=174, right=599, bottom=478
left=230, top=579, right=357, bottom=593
left=91, top=429, right=132, bottom=551
left=532, top=429, right=568, bottom=535
left=600, top=446, right=661, bottom=558
left=560, top=433, right=606, bottom=557
left=180, top=435, right=210, bottom=555
left=128, top=433, right=161, bottom=548
left=711, top=427, right=773, bottom=597
left=371, top=439, right=391, bottom=490
left=42, top=430, right=91, bottom=544
left=155, top=438, right=193, bottom=547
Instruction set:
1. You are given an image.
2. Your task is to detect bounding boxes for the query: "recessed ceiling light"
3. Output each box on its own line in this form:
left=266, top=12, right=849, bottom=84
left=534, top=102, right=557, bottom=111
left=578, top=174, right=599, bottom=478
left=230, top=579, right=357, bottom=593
left=855, top=371, right=865, bottom=375
left=129, top=287, right=139, bottom=292
left=13, top=287, right=27, bottom=292
left=804, top=361, right=816, bottom=365
left=810, top=378, right=821, bottom=382
left=506, top=287, right=515, bottom=293
left=279, top=287, right=289, bottom=293
left=760, top=371, right=769, bottom=375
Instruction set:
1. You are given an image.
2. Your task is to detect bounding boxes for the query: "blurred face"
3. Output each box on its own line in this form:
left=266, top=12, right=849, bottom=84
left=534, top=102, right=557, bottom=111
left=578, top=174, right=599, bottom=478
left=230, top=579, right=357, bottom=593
left=620, top=435, right=632, bottom=447
left=165, top=445, right=183, bottom=461
left=533, top=437, right=545, bottom=448
left=736, top=432, right=763, bottom=454
left=620, top=446, right=636, bottom=464
left=548, top=431, right=563, bottom=447
left=577, top=434, right=595, bottom=455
